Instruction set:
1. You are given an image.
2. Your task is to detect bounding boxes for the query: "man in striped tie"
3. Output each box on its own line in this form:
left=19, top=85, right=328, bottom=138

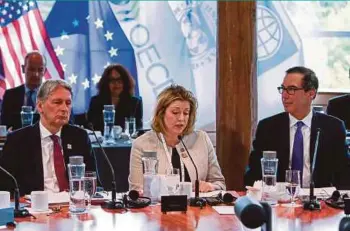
left=0, top=79, right=95, bottom=195
left=245, top=66, right=350, bottom=190
left=1, top=50, right=45, bottom=130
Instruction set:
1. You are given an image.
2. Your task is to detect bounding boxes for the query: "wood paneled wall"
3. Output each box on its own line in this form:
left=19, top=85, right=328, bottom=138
left=217, top=2, right=257, bottom=190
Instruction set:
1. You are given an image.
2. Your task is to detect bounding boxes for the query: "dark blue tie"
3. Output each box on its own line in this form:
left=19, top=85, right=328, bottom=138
left=27, top=90, right=35, bottom=108
left=292, top=121, right=304, bottom=181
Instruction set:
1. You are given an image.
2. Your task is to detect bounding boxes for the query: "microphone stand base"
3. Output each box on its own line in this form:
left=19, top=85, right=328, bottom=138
left=102, top=200, right=125, bottom=210
left=14, top=209, right=31, bottom=218
left=303, top=200, right=321, bottom=211
left=189, top=197, right=207, bottom=208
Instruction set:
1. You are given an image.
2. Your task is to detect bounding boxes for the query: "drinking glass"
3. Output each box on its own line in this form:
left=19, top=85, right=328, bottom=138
left=84, top=171, right=97, bottom=209
left=124, top=117, right=136, bottom=144
left=285, top=170, right=301, bottom=207
left=165, top=168, right=180, bottom=195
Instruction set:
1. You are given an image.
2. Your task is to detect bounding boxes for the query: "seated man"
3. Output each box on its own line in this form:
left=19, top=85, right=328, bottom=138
left=1, top=51, right=45, bottom=130
left=327, top=94, right=350, bottom=130
left=245, top=66, right=350, bottom=189
left=0, top=79, right=95, bottom=195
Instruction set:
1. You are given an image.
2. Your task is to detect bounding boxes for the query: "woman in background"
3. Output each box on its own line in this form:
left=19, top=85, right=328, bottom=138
left=87, top=64, right=143, bottom=132
left=128, top=85, right=225, bottom=192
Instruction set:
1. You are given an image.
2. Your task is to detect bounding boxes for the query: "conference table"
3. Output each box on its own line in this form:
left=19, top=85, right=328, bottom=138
left=2, top=193, right=347, bottom=231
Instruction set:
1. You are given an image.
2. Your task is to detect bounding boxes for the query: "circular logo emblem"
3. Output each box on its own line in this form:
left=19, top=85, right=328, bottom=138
left=257, top=5, right=283, bottom=61
left=176, top=2, right=216, bottom=69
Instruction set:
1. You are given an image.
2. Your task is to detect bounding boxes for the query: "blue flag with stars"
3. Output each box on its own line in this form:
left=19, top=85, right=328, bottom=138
left=44, top=0, right=138, bottom=114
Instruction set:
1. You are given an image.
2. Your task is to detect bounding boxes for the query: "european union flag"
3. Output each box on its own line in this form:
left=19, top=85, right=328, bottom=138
left=45, top=0, right=138, bottom=114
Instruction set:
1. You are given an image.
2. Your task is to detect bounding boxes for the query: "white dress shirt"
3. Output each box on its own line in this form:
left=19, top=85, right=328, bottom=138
left=40, top=121, right=63, bottom=192
left=289, top=110, right=313, bottom=188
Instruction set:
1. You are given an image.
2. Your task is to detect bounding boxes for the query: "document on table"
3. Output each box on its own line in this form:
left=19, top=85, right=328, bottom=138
left=212, top=206, right=235, bottom=215
left=298, top=187, right=336, bottom=198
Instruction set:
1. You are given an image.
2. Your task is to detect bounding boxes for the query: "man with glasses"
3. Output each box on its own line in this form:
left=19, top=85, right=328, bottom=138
left=1, top=51, right=46, bottom=130
left=244, top=66, right=350, bottom=189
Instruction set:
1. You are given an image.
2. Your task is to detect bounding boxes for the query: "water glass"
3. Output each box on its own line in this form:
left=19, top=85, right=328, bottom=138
left=84, top=171, right=97, bottom=210
left=124, top=117, right=135, bottom=144
left=21, top=106, right=33, bottom=127
left=285, top=170, right=301, bottom=207
left=165, top=168, right=180, bottom=195
left=103, top=105, right=116, bottom=145
left=68, top=156, right=86, bottom=214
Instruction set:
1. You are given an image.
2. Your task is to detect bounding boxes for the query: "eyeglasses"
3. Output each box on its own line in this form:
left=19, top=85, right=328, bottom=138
left=109, top=78, right=123, bottom=84
left=277, top=86, right=304, bottom=95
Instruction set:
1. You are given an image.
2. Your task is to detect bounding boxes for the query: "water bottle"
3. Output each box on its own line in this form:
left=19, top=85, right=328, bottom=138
left=142, top=152, right=159, bottom=203
left=21, top=106, right=33, bottom=127
left=103, top=105, right=115, bottom=145
left=261, top=151, right=278, bottom=204
left=67, top=156, right=86, bottom=214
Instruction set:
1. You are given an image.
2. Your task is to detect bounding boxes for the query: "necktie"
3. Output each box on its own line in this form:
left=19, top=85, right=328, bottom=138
left=27, top=90, right=35, bottom=109
left=50, top=135, right=69, bottom=191
left=291, top=121, right=304, bottom=183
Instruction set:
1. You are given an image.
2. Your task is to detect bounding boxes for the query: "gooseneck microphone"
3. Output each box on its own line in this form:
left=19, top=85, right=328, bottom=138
left=178, top=135, right=206, bottom=208
left=87, top=123, right=124, bottom=209
left=303, top=128, right=321, bottom=210
left=234, top=196, right=272, bottom=231
left=0, top=166, right=31, bottom=217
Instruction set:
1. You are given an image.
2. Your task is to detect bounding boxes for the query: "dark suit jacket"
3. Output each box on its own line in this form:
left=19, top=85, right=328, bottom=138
left=244, top=112, right=350, bottom=189
left=0, top=123, right=95, bottom=195
left=87, top=95, right=143, bottom=132
left=0, top=84, right=40, bottom=130
left=327, top=94, right=350, bottom=130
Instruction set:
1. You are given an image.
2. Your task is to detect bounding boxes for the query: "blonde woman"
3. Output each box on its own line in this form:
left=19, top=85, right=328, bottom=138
left=128, top=85, right=225, bottom=192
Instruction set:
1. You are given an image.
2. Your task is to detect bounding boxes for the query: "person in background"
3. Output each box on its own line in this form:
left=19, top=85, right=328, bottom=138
left=87, top=64, right=143, bottom=132
left=244, top=66, right=350, bottom=189
left=1, top=51, right=45, bottom=130
left=0, top=80, right=95, bottom=195
left=128, top=85, right=226, bottom=192
left=327, top=94, right=350, bottom=130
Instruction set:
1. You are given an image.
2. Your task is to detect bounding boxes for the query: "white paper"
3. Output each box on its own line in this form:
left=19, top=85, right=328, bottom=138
left=298, top=187, right=336, bottom=197
left=212, top=206, right=235, bottom=215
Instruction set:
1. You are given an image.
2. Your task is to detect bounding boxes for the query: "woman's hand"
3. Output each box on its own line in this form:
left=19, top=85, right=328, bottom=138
left=198, top=181, right=215, bottom=193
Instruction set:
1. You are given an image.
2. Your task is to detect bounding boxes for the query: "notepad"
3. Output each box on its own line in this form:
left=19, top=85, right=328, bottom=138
left=212, top=206, right=235, bottom=215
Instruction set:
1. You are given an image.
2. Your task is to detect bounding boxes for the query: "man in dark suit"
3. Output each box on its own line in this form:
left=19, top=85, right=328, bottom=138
left=0, top=79, right=95, bottom=195
left=327, top=94, right=350, bottom=130
left=245, top=66, right=350, bottom=189
left=1, top=51, right=45, bottom=130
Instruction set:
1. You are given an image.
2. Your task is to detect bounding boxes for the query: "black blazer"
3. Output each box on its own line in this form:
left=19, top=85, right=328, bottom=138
left=0, top=84, right=40, bottom=130
left=0, top=123, right=95, bottom=195
left=244, top=112, right=350, bottom=189
left=327, top=94, right=350, bottom=130
left=87, top=95, right=143, bottom=132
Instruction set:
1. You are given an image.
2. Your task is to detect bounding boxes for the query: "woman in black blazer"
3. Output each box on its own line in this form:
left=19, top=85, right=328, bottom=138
left=87, top=64, right=143, bottom=132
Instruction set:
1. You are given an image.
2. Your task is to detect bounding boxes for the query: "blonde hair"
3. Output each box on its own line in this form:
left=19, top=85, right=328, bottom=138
left=151, top=85, right=198, bottom=136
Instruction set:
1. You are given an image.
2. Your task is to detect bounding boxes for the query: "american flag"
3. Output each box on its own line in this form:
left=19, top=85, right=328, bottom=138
left=44, top=1, right=138, bottom=115
left=0, top=0, right=63, bottom=98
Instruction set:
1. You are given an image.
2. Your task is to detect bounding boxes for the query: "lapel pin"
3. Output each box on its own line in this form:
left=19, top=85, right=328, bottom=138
left=67, top=144, right=72, bottom=149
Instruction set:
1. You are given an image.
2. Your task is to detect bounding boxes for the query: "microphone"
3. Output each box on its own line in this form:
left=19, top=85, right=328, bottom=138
left=234, top=196, right=272, bottom=231
left=0, top=166, right=30, bottom=217
left=178, top=135, right=206, bottom=208
left=87, top=123, right=124, bottom=209
left=339, top=198, right=350, bottom=231
left=303, top=128, right=321, bottom=210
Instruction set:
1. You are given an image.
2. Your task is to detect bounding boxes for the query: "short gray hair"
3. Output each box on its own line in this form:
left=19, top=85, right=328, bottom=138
left=37, top=79, right=72, bottom=102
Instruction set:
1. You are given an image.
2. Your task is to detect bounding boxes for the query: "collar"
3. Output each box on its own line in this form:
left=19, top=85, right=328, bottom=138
left=24, top=85, right=38, bottom=94
left=39, top=121, right=62, bottom=139
left=289, top=110, right=313, bottom=128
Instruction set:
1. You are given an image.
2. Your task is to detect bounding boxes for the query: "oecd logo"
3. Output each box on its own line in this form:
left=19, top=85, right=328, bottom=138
left=257, top=5, right=283, bottom=61
left=175, top=2, right=216, bottom=70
